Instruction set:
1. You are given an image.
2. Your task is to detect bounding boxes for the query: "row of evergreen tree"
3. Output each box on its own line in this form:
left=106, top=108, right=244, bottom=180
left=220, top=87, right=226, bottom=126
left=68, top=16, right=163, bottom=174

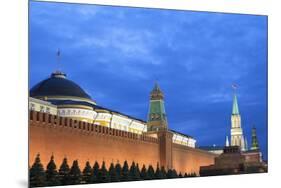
left=30, top=154, right=197, bottom=187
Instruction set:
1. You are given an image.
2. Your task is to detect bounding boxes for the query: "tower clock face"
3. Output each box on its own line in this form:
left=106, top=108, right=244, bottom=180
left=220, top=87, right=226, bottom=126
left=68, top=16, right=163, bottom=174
left=150, top=114, right=154, bottom=120
left=155, top=114, right=160, bottom=119
left=150, top=113, right=161, bottom=120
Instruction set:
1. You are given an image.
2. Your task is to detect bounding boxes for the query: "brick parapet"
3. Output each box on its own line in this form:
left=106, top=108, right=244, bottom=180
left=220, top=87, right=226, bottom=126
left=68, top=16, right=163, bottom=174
left=29, top=110, right=159, bottom=144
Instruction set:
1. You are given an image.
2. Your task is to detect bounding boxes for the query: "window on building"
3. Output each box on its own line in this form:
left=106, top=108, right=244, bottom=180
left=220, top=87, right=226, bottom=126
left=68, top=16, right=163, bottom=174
left=30, top=103, right=35, bottom=111
left=40, top=106, right=44, bottom=112
left=46, top=107, right=50, bottom=114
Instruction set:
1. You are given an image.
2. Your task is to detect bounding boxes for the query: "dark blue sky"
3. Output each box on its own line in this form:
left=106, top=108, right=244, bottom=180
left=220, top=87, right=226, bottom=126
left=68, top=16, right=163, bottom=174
left=29, top=1, right=268, bottom=159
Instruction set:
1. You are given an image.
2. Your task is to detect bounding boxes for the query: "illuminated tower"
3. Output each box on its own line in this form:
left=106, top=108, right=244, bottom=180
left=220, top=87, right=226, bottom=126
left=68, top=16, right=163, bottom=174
left=230, top=90, right=246, bottom=151
left=147, top=83, right=168, bottom=131
left=251, top=126, right=259, bottom=150
left=225, top=136, right=229, bottom=147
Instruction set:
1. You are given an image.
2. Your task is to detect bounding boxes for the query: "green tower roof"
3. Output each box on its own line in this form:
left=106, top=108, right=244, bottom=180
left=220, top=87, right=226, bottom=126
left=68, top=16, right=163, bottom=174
left=150, top=82, right=164, bottom=100
left=251, top=126, right=259, bottom=150
left=232, top=94, right=239, bottom=115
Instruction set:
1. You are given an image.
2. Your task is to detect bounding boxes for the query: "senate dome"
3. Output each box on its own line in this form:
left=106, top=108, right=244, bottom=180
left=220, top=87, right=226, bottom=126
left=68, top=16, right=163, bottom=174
left=30, top=71, right=94, bottom=104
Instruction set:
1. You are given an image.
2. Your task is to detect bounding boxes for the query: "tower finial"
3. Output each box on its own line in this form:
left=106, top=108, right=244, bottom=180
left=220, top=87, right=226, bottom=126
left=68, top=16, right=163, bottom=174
left=232, top=83, right=237, bottom=93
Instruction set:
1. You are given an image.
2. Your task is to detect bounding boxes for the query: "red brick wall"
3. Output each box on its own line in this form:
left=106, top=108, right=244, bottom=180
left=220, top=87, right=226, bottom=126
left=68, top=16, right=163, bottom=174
left=29, top=111, right=216, bottom=174
left=172, top=144, right=217, bottom=174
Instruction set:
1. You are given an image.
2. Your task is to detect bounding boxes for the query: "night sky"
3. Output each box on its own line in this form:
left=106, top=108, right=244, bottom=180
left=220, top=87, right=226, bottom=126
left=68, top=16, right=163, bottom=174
left=29, top=1, right=268, bottom=159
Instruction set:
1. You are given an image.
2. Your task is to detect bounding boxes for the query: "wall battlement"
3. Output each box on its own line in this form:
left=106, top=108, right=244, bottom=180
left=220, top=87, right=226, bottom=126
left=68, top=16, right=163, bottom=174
left=30, top=111, right=158, bottom=143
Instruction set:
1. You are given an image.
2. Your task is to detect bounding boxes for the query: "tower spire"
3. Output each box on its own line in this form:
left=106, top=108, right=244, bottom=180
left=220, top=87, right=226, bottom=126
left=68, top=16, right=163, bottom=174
left=230, top=84, right=245, bottom=151
left=150, top=82, right=164, bottom=100
left=225, top=136, right=229, bottom=147
left=244, top=136, right=248, bottom=151
left=232, top=84, right=239, bottom=115
left=251, top=126, right=259, bottom=150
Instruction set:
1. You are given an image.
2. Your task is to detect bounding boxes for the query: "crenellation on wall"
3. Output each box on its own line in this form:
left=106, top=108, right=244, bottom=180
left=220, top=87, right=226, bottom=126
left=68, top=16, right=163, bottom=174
left=30, top=111, right=159, bottom=143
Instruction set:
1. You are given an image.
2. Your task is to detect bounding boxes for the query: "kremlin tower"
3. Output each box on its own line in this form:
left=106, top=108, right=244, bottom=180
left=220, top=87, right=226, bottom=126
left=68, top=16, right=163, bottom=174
left=230, top=90, right=246, bottom=151
left=147, top=83, right=168, bottom=131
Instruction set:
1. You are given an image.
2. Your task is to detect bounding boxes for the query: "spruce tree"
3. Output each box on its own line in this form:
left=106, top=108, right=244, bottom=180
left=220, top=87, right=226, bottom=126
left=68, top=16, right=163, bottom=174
left=178, top=172, right=183, bottom=178
left=184, top=172, right=188, bottom=177
left=108, top=162, right=118, bottom=182
left=69, top=160, right=82, bottom=185
left=45, top=155, right=60, bottom=186
left=172, top=169, right=178, bottom=178
left=90, top=161, right=99, bottom=183
left=58, top=157, right=70, bottom=185
left=129, top=161, right=140, bottom=181
left=136, top=163, right=141, bottom=180
left=191, top=172, right=197, bottom=177
left=97, top=161, right=109, bottom=183
left=82, top=161, right=92, bottom=184
left=160, top=166, right=167, bottom=179
left=140, top=164, right=148, bottom=180
left=154, top=163, right=162, bottom=179
left=167, top=169, right=173, bottom=179
left=147, top=165, right=155, bottom=180
left=115, top=161, right=122, bottom=181
left=30, top=154, right=46, bottom=187
left=121, top=160, right=130, bottom=181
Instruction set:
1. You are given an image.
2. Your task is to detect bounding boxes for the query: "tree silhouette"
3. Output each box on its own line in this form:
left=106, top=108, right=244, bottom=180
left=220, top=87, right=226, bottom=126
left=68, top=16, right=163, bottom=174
left=30, top=154, right=46, bottom=187
left=82, top=161, right=92, bottom=184
left=129, top=161, right=141, bottom=181
left=58, top=157, right=70, bottom=185
left=167, top=169, right=173, bottom=179
left=140, top=164, right=148, bottom=180
left=108, top=162, right=118, bottom=182
left=45, top=155, right=60, bottom=186
left=154, top=163, right=162, bottom=179
left=147, top=165, right=155, bottom=180
left=97, top=161, right=109, bottom=183
left=121, top=160, right=130, bottom=181
left=136, top=163, right=141, bottom=180
left=184, top=172, right=188, bottom=177
left=172, top=169, right=178, bottom=178
left=90, top=161, right=99, bottom=183
left=190, top=172, right=197, bottom=177
left=160, top=166, right=167, bottom=179
left=178, top=172, right=183, bottom=178
left=115, top=161, right=122, bottom=181
left=69, top=160, right=81, bottom=185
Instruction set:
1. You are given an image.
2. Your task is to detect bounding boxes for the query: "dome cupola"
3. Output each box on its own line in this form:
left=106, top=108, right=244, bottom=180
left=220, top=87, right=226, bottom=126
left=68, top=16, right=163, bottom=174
left=30, top=71, right=94, bottom=104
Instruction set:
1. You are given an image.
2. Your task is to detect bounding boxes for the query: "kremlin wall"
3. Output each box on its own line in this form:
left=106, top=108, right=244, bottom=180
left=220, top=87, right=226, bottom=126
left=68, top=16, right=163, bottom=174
left=29, top=71, right=218, bottom=175
left=29, top=110, right=217, bottom=174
